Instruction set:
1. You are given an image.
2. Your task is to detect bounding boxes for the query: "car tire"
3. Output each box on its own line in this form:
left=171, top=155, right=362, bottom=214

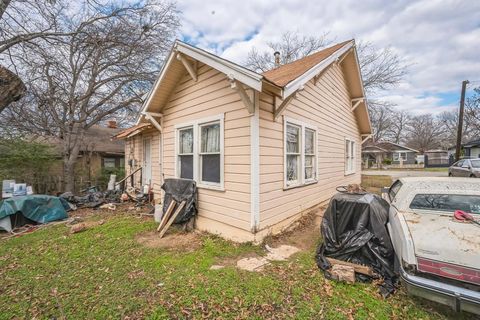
left=448, top=172, right=453, bottom=177
left=470, top=174, right=476, bottom=178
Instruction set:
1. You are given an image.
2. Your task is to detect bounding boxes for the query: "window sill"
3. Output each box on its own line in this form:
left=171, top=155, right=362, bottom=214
left=344, top=171, right=356, bottom=176
left=197, top=184, right=225, bottom=192
left=283, top=179, right=318, bottom=191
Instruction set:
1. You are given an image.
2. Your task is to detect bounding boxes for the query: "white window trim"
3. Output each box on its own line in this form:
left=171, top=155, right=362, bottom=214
left=283, top=117, right=318, bottom=189
left=345, top=137, right=356, bottom=175
left=393, top=152, right=407, bottom=162
left=174, top=114, right=225, bottom=191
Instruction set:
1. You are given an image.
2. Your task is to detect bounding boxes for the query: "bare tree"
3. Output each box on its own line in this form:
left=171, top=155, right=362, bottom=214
left=1, top=0, right=179, bottom=192
left=0, top=0, right=11, bottom=20
left=0, top=0, right=70, bottom=112
left=368, top=101, right=394, bottom=142
left=244, top=31, right=408, bottom=95
left=246, top=31, right=330, bottom=72
left=405, top=114, right=444, bottom=153
left=466, top=86, right=480, bottom=135
left=385, top=109, right=411, bottom=144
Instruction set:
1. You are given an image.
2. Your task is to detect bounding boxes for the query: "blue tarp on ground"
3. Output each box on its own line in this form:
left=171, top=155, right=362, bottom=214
left=0, top=195, right=69, bottom=223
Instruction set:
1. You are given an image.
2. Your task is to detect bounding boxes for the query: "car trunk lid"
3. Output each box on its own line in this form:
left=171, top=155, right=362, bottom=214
left=404, top=210, right=480, bottom=285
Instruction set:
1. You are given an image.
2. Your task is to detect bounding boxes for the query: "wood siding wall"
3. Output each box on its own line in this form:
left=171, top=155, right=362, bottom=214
left=150, top=64, right=253, bottom=233
left=258, top=64, right=362, bottom=230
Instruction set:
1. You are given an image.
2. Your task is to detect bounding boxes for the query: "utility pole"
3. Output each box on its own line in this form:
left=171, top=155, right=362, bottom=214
left=455, top=80, right=469, bottom=162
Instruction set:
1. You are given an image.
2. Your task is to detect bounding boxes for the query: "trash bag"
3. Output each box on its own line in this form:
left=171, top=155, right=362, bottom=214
left=315, top=192, right=396, bottom=296
left=161, top=178, right=197, bottom=223
left=0, top=195, right=70, bottom=231
left=59, top=191, right=105, bottom=208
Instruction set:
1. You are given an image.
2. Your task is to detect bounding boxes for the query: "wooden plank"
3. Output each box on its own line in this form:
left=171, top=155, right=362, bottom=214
left=326, top=257, right=374, bottom=277
left=156, top=200, right=176, bottom=232
left=159, top=200, right=186, bottom=238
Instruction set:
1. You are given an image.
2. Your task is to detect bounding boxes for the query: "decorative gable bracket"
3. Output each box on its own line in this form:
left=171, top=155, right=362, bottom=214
left=274, top=86, right=304, bottom=121
left=176, top=53, right=198, bottom=82
left=229, top=77, right=255, bottom=114
left=351, top=97, right=365, bottom=111
left=142, top=111, right=163, bottom=132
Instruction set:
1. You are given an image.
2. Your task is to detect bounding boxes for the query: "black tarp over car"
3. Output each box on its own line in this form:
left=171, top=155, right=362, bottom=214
left=316, top=192, right=396, bottom=295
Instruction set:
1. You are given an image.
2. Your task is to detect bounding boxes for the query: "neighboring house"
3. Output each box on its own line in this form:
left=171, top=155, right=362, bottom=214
left=116, top=39, right=371, bottom=242
left=447, top=138, right=480, bottom=160
left=424, top=149, right=451, bottom=166
left=39, top=121, right=125, bottom=192
left=362, top=140, right=418, bottom=168
left=464, top=138, right=480, bottom=159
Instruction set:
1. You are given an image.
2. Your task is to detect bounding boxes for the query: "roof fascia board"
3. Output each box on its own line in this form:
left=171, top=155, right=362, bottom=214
left=282, top=41, right=354, bottom=98
left=176, top=41, right=263, bottom=91
left=350, top=45, right=373, bottom=133
left=136, top=46, right=177, bottom=124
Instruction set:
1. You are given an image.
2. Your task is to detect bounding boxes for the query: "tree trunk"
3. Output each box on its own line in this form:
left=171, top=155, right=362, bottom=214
left=63, top=131, right=83, bottom=193
left=0, top=65, right=26, bottom=113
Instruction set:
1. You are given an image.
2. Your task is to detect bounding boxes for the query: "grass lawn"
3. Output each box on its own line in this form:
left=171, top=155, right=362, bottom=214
left=361, top=175, right=392, bottom=195
left=0, top=211, right=475, bottom=319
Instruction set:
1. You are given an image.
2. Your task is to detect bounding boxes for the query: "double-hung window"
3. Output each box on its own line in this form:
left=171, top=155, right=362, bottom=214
left=345, top=138, right=356, bottom=175
left=284, top=118, right=317, bottom=188
left=393, top=152, right=407, bottom=162
left=199, top=122, right=221, bottom=184
left=176, top=115, right=224, bottom=189
left=178, top=127, right=194, bottom=179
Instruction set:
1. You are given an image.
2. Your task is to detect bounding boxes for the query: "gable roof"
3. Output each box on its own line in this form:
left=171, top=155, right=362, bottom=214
left=363, top=139, right=419, bottom=153
left=133, top=38, right=371, bottom=135
left=464, top=139, right=480, bottom=148
left=115, top=123, right=152, bottom=139
left=34, top=125, right=125, bottom=154
left=263, top=41, right=351, bottom=88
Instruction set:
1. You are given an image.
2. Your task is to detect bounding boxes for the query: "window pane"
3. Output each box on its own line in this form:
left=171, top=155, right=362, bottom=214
left=179, top=128, right=193, bottom=154
left=305, top=155, right=313, bottom=167
left=179, top=155, right=193, bottom=179
left=201, top=154, right=220, bottom=183
left=305, top=155, right=314, bottom=179
left=305, top=129, right=315, bottom=154
left=104, top=158, right=116, bottom=168
left=201, top=123, right=220, bottom=153
left=287, top=155, right=298, bottom=181
left=286, top=124, right=300, bottom=153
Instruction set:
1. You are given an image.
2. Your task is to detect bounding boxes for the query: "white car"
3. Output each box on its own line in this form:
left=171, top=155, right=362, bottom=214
left=384, top=177, right=480, bottom=314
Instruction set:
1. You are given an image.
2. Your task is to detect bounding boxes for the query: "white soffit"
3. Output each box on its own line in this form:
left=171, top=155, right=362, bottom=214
left=176, top=41, right=263, bottom=91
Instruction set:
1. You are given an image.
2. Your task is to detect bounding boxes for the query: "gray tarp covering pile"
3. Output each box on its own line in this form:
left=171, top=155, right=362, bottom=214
left=0, top=195, right=69, bottom=232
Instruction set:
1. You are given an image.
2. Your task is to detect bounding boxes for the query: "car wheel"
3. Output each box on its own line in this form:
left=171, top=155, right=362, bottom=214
left=448, top=172, right=453, bottom=177
left=470, top=174, right=476, bottom=178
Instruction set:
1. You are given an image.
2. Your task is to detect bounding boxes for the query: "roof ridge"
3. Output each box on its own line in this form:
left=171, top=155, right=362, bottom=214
left=262, top=40, right=353, bottom=88
left=262, top=39, right=352, bottom=74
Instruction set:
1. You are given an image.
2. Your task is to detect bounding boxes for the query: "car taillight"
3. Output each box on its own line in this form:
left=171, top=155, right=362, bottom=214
left=417, top=257, right=480, bottom=285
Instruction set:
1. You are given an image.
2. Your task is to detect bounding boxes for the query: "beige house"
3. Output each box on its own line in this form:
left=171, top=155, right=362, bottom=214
left=116, top=39, right=372, bottom=242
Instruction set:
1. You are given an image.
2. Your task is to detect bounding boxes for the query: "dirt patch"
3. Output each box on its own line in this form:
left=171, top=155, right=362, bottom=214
left=136, top=230, right=202, bottom=251
left=264, top=204, right=326, bottom=251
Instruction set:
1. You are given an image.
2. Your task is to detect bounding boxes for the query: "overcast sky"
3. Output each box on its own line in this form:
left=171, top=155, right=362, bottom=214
left=177, top=0, right=480, bottom=115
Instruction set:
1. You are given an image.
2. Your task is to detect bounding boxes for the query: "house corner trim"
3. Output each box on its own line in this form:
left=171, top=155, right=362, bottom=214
left=250, top=91, right=260, bottom=232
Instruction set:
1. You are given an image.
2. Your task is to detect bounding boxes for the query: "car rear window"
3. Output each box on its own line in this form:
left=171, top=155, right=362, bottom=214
left=471, top=159, right=480, bottom=168
left=410, top=194, right=480, bottom=214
